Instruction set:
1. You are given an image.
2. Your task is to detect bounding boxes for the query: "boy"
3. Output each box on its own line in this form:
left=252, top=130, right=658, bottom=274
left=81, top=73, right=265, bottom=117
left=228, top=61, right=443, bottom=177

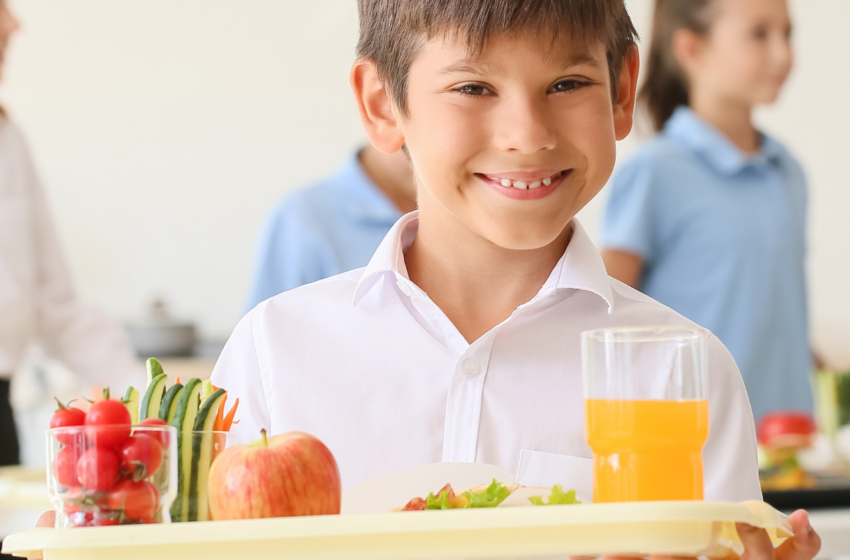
left=212, top=0, right=819, bottom=555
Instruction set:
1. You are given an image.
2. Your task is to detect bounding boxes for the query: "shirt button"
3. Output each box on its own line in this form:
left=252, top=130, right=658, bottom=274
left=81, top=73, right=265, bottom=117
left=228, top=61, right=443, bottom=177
left=462, top=358, right=480, bottom=377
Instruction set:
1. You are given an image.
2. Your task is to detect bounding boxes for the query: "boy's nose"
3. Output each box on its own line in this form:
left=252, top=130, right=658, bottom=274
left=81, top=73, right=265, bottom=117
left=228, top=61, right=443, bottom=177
left=491, top=97, right=557, bottom=154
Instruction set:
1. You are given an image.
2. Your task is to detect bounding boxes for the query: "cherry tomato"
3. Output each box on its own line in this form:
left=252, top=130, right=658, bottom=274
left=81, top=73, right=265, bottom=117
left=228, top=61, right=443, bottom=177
left=118, top=434, right=163, bottom=479
left=138, top=418, right=169, bottom=447
left=107, top=479, right=159, bottom=520
left=53, top=446, right=81, bottom=488
left=77, top=447, right=119, bottom=492
left=50, top=402, right=86, bottom=446
left=85, top=399, right=131, bottom=448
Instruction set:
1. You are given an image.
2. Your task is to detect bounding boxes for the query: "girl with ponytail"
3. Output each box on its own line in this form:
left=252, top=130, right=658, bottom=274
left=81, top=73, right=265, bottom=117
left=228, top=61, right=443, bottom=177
left=601, top=0, right=813, bottom=423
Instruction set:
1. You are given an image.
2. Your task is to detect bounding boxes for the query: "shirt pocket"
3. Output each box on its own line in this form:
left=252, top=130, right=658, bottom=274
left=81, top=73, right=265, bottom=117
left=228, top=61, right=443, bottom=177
left=516, top=450, right=593, bottom=503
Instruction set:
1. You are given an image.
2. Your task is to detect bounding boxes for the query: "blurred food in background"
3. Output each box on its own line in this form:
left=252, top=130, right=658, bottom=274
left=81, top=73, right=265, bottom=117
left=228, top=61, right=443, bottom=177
left=757, top=411, right=817, bottom=491
left=758, top=371, right=850, bottom=509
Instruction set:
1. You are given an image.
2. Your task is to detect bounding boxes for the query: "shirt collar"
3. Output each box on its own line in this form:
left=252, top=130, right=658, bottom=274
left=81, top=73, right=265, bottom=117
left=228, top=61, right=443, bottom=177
left=352, top=212, right=614, bottom=313
left=664, top=106, right=784, bottom=176
left=334, top=152, right=403, bottom=225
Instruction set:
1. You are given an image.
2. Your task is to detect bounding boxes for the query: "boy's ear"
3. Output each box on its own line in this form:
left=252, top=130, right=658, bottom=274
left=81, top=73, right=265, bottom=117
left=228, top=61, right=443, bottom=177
left=613, top=46, right=641, bottom=141
left=350, top=58, right=406, bottom=154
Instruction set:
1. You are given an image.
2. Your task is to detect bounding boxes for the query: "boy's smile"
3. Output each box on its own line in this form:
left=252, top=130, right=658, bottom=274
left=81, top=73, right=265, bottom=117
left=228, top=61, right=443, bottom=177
left=394, top=32, right=634, bottom=251
left=477, top=170, right=569, bottom=201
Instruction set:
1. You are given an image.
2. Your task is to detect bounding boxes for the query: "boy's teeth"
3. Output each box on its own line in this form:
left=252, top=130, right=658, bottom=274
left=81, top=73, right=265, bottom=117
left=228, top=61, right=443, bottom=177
left=492, top=172, right=560, bottom=189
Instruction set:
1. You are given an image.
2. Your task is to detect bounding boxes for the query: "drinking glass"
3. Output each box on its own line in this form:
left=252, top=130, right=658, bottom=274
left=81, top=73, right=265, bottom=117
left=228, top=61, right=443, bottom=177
left=583, top=326, right=709, bottom=502
left=47, top=424, right=178, bottom=527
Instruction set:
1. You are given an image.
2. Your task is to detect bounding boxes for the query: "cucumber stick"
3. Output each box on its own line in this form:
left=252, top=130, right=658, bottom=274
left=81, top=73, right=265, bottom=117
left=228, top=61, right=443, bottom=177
left=189, top=388, right=226, bottom=522
left=140, top=373, right=167, bottom=421
left=145, top=357, right=164, bottom=391
left=200, top=379, right=216, bottom=404
left=158, top=384, right=183, bottom=422
left=123, top=387, right=140, bottom=425
left=170, top=378, right=202, bottom=522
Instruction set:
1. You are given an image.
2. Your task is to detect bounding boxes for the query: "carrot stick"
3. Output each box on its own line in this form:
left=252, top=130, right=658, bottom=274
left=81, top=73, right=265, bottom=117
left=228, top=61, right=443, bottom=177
left=213, top=393, right=227, bottom=431
left=223, top=398, right=240, bottom=432
left=175, top=376, right=181, bottom=385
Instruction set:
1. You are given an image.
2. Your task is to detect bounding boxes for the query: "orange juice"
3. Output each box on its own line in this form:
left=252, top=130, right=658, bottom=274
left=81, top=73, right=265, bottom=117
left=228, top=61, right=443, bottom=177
left=585, top=399, right=709, bottom=502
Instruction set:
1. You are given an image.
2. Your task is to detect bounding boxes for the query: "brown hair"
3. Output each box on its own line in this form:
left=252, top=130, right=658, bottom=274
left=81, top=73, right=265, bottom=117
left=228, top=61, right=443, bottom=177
left=639, top=0, right=718, bottom=131
left=356, top=0, right=638, bottom=117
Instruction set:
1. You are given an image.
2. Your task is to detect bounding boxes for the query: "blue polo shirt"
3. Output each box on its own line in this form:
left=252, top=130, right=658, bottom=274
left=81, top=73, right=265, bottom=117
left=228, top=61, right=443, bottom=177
left=602, top=107, right=813, bottom=422
left=245, top=154, right=402, bottom=311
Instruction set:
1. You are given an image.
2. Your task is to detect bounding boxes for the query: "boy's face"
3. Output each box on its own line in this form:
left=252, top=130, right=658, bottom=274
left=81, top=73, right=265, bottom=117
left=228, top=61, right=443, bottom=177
left=391, top=32, right=636, bottom=250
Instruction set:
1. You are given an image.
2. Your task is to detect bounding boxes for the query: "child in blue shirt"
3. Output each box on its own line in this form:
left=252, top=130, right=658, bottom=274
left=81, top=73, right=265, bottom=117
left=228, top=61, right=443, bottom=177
left=602, top=0, right=813, bottom=423
left=245, top=146, right=413, bottom=310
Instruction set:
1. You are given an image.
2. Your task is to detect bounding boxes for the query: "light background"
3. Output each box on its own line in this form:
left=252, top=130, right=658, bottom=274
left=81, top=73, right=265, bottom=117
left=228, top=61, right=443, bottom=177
left=3, top=0, right=849, bottom=366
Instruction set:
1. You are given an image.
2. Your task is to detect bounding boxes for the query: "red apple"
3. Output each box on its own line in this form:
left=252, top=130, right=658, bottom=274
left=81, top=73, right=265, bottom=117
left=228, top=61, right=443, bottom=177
left=208, top=430, right=341, bottom=520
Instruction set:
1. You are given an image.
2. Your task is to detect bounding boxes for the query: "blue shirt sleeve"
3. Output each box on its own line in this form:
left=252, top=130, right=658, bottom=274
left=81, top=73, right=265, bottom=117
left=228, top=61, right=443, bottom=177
left=244, top=198, right=330, bottom=313
left=601, top=152, right=658, bottom=262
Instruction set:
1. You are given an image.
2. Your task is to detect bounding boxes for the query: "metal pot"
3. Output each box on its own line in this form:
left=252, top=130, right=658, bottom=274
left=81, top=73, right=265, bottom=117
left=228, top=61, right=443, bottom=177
left=126, top=299, right=197, bottom=358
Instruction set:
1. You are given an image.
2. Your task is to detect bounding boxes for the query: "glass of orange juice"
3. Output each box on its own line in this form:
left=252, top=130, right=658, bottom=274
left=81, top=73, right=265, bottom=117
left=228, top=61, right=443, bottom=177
left=583, top=326, right=709, bottom=502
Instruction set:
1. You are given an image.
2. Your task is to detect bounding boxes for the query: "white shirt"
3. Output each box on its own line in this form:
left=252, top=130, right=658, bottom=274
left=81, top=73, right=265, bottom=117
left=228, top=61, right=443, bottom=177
left=0, top=116, right=142, bottom=386
left=211, top=212, right=761, bottom=501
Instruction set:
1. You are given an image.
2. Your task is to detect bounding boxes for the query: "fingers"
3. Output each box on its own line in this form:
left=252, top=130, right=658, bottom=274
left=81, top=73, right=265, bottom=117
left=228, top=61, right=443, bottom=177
left=736, top=523, right=775, bottom=560
left=35, top=510, right=55, bottom=528
left=775, top=510, right=821, bottom=560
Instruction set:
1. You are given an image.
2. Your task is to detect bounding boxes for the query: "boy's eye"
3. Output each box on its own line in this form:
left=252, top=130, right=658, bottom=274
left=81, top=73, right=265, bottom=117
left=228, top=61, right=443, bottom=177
left=454, top=84, right=493, bottom=96
left=549, top=80, right=588, bottom=94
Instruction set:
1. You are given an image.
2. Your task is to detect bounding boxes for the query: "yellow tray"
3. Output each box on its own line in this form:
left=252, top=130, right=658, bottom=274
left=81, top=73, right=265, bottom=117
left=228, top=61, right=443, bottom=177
left=2, top=500, right=791, bottom=560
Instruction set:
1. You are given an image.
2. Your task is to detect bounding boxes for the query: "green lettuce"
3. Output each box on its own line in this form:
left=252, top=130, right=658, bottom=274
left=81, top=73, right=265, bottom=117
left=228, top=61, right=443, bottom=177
left=463, top=479, right=512, bottom=508
left=425, top=489, right=455, bottom=509
left=529, top=485, right=580, bottom=506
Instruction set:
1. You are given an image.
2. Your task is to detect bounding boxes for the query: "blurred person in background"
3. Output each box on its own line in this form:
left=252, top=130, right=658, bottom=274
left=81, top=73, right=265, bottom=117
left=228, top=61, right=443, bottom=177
left=0, top=1, right=142, bottom=467
left=245, top=145, right=414, bottom=310
left=601, top=0, right=813, bottom=423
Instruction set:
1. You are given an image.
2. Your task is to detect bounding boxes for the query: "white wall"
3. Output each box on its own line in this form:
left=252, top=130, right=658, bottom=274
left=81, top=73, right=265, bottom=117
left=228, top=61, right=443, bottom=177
left=5, top=1, right=849, bottom=365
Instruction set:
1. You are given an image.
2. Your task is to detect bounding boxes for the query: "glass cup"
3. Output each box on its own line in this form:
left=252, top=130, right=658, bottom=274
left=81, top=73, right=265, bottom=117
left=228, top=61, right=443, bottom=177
left=47, top=424, right=178, bottom=527
left=170, top=431, right=227, bottom=522
left=582, top=326, right=709, bottom=502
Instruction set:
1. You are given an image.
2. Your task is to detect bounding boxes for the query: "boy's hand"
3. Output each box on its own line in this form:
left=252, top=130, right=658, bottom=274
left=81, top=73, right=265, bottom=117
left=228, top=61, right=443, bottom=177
left=735, top=509, right=820, bottom=560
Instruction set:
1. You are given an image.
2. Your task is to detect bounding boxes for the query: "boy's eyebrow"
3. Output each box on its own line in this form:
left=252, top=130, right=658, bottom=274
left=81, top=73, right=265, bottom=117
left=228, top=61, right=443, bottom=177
left=436, top=60, right=499, bottom=76
left=436, top=53, right=603, bottom=76
left=560, top=53, right=604, bottom=71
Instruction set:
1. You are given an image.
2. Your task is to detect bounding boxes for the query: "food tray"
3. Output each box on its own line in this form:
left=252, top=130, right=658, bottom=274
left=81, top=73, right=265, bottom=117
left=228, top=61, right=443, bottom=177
left=2, top=500, right=792, bottom=560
